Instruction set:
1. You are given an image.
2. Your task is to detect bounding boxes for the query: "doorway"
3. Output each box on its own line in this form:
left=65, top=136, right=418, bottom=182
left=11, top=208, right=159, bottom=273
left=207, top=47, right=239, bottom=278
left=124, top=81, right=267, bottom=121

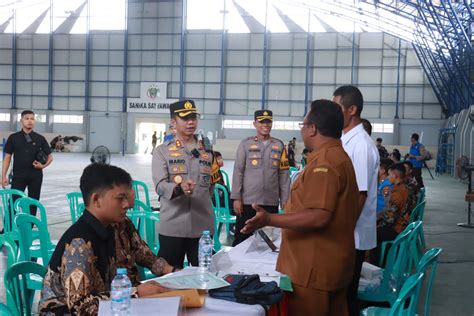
left=137, top=122, right=166, bottom=155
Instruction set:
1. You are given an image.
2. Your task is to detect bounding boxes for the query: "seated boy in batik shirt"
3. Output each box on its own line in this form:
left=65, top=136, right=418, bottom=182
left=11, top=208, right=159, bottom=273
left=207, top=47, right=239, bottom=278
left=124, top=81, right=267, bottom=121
left=39, top=164, right=176, bottom=315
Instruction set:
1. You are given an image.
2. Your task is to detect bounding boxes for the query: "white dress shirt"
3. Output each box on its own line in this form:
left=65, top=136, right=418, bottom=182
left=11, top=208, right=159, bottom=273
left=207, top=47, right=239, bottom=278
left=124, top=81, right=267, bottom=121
left=341, top=123, right=380, bottom=250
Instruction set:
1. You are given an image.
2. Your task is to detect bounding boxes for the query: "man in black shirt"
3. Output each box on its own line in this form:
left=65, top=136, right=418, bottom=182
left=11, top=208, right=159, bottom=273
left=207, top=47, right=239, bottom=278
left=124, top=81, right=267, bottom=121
left=39, top=163, right=174, bottom=315
left=1, top=110, right=53, bottom=216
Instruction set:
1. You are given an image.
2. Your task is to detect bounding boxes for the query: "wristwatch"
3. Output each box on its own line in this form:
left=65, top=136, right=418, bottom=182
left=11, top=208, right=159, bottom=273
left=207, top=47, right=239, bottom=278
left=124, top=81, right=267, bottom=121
left=173, top=185, right=184, bottom=198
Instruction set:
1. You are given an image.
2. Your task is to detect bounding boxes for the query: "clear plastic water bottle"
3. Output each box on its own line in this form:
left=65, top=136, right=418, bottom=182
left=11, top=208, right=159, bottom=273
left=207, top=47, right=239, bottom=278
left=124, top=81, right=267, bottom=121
left=198, top=230, right=213, bottom=273
left=111, top=268, right=131, bottom=316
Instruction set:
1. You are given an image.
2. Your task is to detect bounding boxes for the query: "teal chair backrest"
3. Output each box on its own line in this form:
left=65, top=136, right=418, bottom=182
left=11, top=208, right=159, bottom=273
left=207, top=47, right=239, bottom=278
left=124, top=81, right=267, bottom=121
left=388, top=272, right=425, bottom=316
left=409, top=201, right=426, bottom=223
left=66, top=192, right=84, bottom=224
left=132, top=180, right=151, bottom=209
left=382, top=221, right=422, bottom=291
left=289, top=166, right=299, bottom=175
left=127, top=201, right=160, bottom=253
left=3, top=235, right=19, bottom=267
left=15, top=213, right=53, bottom=266
left=4, top=261, right=47, bottom=316
left=14, top=197, right=49, bottom=226
left=0, top=189, right=27, bottom=235
left=220, top=170, right=231, bottom=190
left=417, top=187, right=426, bottom=205
left=416, top=248, right=442, bottom=316
left=0, top=303, right=14, bottom=316
left=213, top=184, right=232, bottom=219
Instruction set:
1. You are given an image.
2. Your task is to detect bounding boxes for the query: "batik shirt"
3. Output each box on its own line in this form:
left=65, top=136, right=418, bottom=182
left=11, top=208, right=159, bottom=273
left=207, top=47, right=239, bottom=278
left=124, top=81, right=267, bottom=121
left=377, top=182, right=409, bottom=233
left=405, top=177, right=419, bottom=214
left=39, top=209, right=168, bottom=315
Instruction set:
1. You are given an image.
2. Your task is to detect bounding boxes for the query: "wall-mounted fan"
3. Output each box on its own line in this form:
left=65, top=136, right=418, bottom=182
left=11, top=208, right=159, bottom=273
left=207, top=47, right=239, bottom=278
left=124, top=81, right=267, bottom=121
left=90, top=146, right=111, bottom=165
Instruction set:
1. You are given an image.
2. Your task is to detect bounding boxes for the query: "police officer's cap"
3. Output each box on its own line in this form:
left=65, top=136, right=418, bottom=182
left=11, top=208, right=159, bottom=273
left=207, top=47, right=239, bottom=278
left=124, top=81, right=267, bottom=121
left=255, top=110, right=273, bottom=122
left=170, top=99, right=199, bottom=118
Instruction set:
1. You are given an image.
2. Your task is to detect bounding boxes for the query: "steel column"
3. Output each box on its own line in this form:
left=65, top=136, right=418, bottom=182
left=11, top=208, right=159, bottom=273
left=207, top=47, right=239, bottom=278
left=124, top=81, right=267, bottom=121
left=395, top=38, right=401, bottom=119
left=303, top=8, right=312, bottom=115
left=47, top=0, right=54, bottom=110
left=179, top=0, right=187, bottom=99
left=11, top=10, right=17, bottom=110
left=218, top=0, right=227, bottom=115
left=84, top=0, right=91, bottom=111
left=260, top=0, right=269, bottom=110
left=122, top=0, right=129, bottom=113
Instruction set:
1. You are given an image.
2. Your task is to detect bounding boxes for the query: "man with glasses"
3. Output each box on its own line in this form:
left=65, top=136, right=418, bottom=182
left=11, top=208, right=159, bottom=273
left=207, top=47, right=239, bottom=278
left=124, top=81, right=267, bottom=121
left=152, top=100, right=221, bottom=268
left=231, top=110, right=290, bottom=246
left=2, top=110, right=53, bottom=216
left=240, top=100, right=360, bottom=315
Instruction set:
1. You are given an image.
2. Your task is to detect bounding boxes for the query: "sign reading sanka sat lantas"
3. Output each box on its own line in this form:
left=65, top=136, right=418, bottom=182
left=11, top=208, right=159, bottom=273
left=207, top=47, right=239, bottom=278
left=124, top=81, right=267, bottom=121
left=126, top=82, right=178, bottom=114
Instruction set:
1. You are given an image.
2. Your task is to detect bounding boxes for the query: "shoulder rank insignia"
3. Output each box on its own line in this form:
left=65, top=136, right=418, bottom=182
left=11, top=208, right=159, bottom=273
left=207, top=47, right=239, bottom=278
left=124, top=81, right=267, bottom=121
left=313, top=167, right=328, bottom=173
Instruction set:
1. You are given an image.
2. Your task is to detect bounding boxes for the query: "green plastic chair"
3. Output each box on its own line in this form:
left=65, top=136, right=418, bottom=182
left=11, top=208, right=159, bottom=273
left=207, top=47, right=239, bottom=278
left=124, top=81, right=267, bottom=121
left=66, top=192, right=85, bottom=224
left=3, top=234, right=19, bottom=268
left=417, top=187, right=426, bottom=205
left=220, top=170, right=231, bottom=191
left=415, top=248, right=442, bottom=316
left=127, top=201, right=160, bottom=253
left=212, top=210, right=222, bottom=252
left=132, top=180, right=151, bottom=210
left=409, top=201, right=426, bottom=252
left=4, top=261, right=47, bottom=316
left=379, top=221, right=423, bottom=269
left=3, top=235, right=19, bottom=316
left=212, top=184, right=236, bottom=240
left=14, top=197, right=50, bottom=228
left=15, top=213, right=55, bottom=267
left=359, top=222, right=421, bottom=305
left=360, top=272, right=425, bottom=316
left=289, top=166, right=299, bottom=176
left=0, top=189, right=27, bottom=246
left=380, top=202, right=426, bottom=269
left=0, top=303, right=14, bottom=316
left=127, top=202, right=160, bottom=280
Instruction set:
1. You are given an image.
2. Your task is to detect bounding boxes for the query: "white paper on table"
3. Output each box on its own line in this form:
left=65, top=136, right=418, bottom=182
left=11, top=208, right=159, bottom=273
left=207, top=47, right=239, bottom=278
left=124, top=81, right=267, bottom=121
left=98, top=297, right=182, bottom=316
left=145, top=271, right=230, bottom=290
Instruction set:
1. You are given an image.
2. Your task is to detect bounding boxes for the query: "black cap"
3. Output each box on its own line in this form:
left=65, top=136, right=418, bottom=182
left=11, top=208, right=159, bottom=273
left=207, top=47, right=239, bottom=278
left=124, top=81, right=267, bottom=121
left=255, top=110, right=273, bottom=122
left=170, top=99, right=199, bottom=118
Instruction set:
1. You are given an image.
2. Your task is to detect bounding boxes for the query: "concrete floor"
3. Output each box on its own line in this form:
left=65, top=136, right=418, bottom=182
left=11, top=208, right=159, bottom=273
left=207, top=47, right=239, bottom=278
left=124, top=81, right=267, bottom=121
left=1, top=152, right=473, bottom=315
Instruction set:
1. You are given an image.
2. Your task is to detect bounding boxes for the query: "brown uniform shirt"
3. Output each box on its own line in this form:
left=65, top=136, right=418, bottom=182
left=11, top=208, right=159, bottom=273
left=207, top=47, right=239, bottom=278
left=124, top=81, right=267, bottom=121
left=276, top=139, right=360, bottom=291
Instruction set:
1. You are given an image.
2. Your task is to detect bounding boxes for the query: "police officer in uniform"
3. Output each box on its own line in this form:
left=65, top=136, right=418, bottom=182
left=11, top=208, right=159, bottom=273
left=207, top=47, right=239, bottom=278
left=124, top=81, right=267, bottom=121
left=231, top=110, right=290, bottom=246
left=152, top=100, right=221, bottom=268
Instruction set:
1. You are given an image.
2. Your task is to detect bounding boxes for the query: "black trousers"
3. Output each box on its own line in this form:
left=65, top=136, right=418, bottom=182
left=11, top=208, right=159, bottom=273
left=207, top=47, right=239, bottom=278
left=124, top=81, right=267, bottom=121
left=412, top=167, right=424, bottom=188
left=372, top=226, right=399, bottom=267
left=11, top=174, right=43, bottom=216
left=158, top=234, right=200, bottom=269
left=347, top=249, right=366, bottom=316
left=232, top=204, right=278, bottom=247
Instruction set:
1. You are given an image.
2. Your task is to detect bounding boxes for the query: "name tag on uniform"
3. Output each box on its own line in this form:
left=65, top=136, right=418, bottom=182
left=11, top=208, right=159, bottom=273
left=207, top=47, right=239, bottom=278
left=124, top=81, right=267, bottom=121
left=169, top=159, right=185, bottom=164
left=313, top=167, right=328, bottom=173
